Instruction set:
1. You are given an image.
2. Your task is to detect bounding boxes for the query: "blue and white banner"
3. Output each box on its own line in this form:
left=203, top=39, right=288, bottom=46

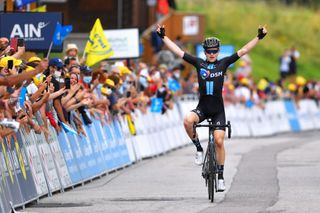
left=0, top=12, right=62, bottom=51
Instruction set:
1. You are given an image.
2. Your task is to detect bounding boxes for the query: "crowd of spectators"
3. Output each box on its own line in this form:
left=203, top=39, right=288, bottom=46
left=182, top=53, right=320, bottom=109
left=1, top=34, right=320, bottom=139
left=0, top=38, right=182, bottom=139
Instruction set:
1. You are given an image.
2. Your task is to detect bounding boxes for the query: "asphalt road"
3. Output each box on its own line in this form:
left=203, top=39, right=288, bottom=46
left=21, top=131, right=320, bottom=213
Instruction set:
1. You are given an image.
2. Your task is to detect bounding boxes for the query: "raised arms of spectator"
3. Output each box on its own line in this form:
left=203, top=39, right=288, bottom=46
left=0, top=59, right=48, bottom=86
left=156, top=25, right=184, bottom=58
left=237, top=25, right=268, bottom=57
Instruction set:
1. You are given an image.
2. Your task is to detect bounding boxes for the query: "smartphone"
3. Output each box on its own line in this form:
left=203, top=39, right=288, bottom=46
left=10, top=37, right=17, bottom=53
left=7, top=60, right=14, bottom=69
left=17, top=38, right=24, bottom=47
left=65, top=77, right=71, bottom=89
left=126, top=91, right=131, bottom=98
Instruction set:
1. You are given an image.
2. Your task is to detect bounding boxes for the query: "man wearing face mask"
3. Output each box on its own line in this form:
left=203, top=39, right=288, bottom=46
left=45, top=58, right=67, bottom=123
left=76, top=65, right=92, bottom=125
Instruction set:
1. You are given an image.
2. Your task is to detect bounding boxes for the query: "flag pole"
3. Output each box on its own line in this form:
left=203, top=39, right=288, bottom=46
left=46, top=41, right=53, bottom=59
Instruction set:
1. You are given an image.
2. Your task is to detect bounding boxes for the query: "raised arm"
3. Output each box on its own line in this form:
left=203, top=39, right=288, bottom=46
left=156, top=25, right=185, bottom=58
left=237, top=25, right=268, bottom=57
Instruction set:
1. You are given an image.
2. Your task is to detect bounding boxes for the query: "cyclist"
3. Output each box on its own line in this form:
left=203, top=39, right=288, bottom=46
left=156, top=24, right=268, bottom=191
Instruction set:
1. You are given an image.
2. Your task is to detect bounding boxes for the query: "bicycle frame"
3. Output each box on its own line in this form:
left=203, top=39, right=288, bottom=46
left=194, top=120, right=231, bottom=202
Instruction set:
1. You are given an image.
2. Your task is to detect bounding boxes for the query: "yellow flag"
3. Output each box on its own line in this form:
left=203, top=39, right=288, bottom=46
left=31, top=5, right=47, bottom=12
left=85, top=18, right=114, bottom=67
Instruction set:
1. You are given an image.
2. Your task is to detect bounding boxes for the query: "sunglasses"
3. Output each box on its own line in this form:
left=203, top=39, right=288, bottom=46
left=205, top=49, right=219, bottom=54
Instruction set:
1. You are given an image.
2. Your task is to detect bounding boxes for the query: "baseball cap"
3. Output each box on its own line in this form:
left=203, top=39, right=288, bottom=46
left=28, top=56, right=41, bottom=63
left=0, top=56, right=22, bottom=68
left=49, top=58, right=64, bottom=69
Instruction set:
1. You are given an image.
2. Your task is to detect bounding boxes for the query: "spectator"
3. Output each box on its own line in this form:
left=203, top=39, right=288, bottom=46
left=279, top=49, right=291, bottom=80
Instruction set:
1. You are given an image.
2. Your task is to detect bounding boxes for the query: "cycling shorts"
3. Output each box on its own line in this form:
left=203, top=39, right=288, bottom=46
left=191, top=96, right=226, bottom=131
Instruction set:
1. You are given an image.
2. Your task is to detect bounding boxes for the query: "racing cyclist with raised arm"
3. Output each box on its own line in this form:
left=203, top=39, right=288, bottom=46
left=156, top=24, right=268, bottom=191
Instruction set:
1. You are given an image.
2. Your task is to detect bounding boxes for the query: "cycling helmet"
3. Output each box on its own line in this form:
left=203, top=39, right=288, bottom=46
left=202, top=37, right=220, bottom=49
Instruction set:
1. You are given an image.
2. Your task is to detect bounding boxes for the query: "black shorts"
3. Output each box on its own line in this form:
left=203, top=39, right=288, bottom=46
left=191, top=96, right=226, bottom=131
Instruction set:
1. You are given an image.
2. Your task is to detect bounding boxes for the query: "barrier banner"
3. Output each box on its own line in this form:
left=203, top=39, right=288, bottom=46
left=112, top=118, right=131, bottom=166
left=21, top=130, right=48, bottom=196
left=265, top=101, right=291, bottom=133
left=102, top=122, right=120, bottom=169
left=0, top=141, right=13, bottom=213
left=0, top=138, right=24, bottom=205
left=284, top=100, right=301, bottom=132
left=296, top=100, right=314, bottom=130
left=57, top=131, right=83, bottom=184
left=80, top=120, right=104, bottom=176
left=33, top=133, right=61, bottom=192
left=66, top=133, right=91, bottom=180
left=12, top=133, right=38, bottom=202
left=95, top=121, right=116, bottom=171
left=47, top=126, right=72, bottom=188
left=91, top=118, right=112, bottom=172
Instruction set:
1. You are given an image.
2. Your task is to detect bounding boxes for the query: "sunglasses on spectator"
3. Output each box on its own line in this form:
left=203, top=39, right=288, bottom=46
left=205, top=49, right=219, bottom=54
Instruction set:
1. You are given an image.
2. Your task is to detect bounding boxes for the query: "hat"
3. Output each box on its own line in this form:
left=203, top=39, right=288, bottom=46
left=240, top=78, right=249, bottom=86
left=257, top=79, right=269, bottom=91
left=80, top=65, right=92, bottom=73
left=288, top=83, right=296, bottom=92
left=25, top=66, right=35, bottom=72
left=296, top=76, right=306, bottom=86
left=104, top=78, right=115, bottom=88
left=28, top=56, right=41, bottom=63
left=159, top=64, right=168, bottom=70
left=65, top=43, right=78, bottom=54
left=0, top=56, right=22, bottom=68
left=32, top=73, right=46, bottom=86
left=49, top=58, right=64, bottom=69
left=119, top=66, right=131, bottom=76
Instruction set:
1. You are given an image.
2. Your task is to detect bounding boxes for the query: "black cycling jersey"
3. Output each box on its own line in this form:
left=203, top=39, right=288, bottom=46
left=183, top=52, right=240, bottom=126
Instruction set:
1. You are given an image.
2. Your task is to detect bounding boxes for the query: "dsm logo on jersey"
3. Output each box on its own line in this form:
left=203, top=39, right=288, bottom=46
left=200, top=68, right=209, bottom=79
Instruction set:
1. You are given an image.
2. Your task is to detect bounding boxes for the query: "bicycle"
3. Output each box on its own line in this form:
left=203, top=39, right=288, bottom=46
left=194, top=119, right=231, bottom=202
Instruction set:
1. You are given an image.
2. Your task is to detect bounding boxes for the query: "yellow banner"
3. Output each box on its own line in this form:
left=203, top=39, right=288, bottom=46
left=31, top=5, right=47, bottom=12
left=85, top=18, right=114, bottom=67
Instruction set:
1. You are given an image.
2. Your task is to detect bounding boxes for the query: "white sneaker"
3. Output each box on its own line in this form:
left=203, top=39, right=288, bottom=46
left=217, top=179, right=226, bottom=192
left=195, top=151, right=203, bottom=165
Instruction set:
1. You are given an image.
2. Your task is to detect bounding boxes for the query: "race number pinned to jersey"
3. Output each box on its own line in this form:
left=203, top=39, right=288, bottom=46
left=200, top=68, right=209, bottom=79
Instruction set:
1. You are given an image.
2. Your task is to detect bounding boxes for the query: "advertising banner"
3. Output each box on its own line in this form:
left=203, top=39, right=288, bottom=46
left=21, top=130, right=48, bottom=196
left=112, top=119, right=130, bottom=166
left=90, top=118, right=111, bottom=172
left=0, top=138, right=24, bottom=205
left=78, top=123, right=102, bottom=177
left=0, top=141, right=13, bottom=213
left=47, top=126, right=72, bottom=188
left=57, top=131, right=83, bottom=184
left=10, top=133, right=38, bottom=203
left=0, top=12, right=62, bottom=51
left=104, top=28, right=140, bottom=59
left=34, top=133, right=61, bottom=192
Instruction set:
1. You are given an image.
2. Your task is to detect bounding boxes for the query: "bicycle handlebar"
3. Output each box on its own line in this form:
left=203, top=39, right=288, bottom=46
left=194, top=121, right=232, bottom=139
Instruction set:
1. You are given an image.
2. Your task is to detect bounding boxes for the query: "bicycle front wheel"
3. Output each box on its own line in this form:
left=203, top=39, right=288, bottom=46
left=208, top=142, right=216, bottom=202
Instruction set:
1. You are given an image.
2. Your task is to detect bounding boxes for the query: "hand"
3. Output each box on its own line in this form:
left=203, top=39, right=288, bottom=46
left=81, top=98, right=92, bottom=106
left=17, top=46, right=26, bottom=54
left=46, top=75, right=52, bottom=84
left=24, top=101, right=33, bottom=116
left=75, top=89, right=85, bottom=100
left=36, top=59, right=48, bottom=73
left=38, top=81, right=48, bottom=91
left=70, top=84, right=80, bottom=93
left=156, top=24, right=166, bottom=39
left=48, top=82, right=55, bottom=93
left=257, top=24, right=268, bottom=40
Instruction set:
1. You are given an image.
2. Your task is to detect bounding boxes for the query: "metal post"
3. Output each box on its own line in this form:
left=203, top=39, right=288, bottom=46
left=117, top=0, right=123, bottom=28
